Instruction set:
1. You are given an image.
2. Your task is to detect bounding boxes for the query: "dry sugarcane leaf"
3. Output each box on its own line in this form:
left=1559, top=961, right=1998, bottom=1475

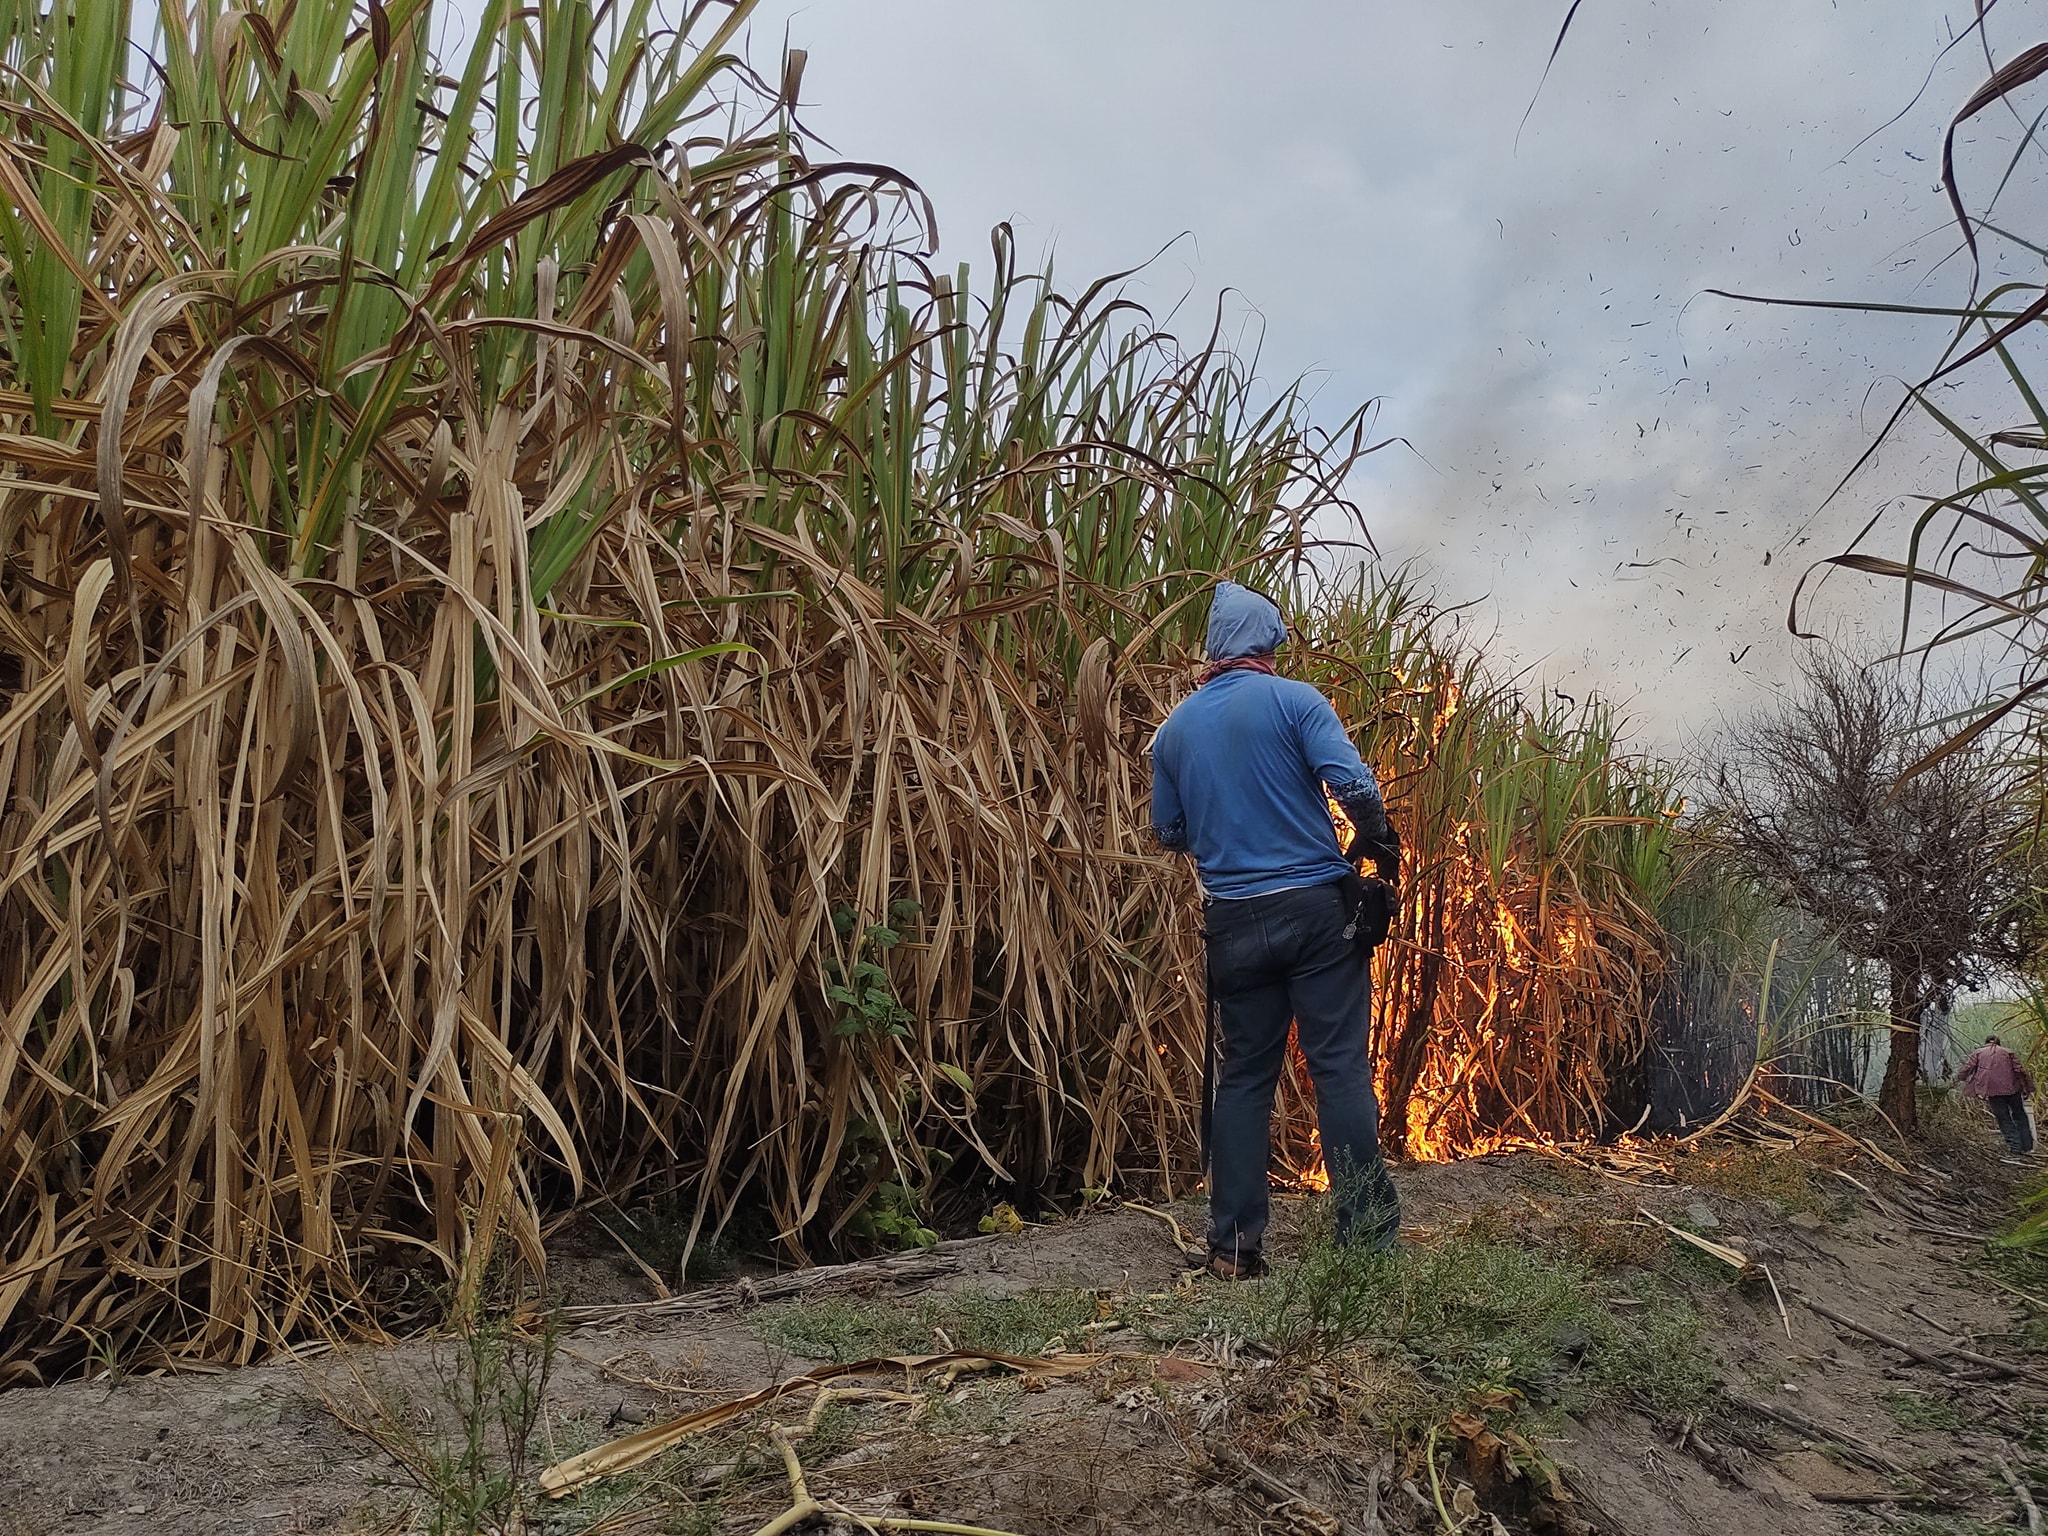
left=538, top=1351, right=1103, bottom=1494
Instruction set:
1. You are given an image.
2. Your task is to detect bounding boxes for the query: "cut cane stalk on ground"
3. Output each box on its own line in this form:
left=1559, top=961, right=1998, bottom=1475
left=539, top=1352, right=1103, bottom=1496
left=751, top=1425, right=1024, bottom=1536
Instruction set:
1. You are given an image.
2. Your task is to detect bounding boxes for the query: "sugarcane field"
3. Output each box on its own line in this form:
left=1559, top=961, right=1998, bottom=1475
left=8, top=3, right=2048, bottom=1534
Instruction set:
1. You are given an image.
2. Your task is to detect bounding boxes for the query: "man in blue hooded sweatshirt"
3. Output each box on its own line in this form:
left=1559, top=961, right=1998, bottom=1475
left=1150, top=582, right=1401, bottom=1278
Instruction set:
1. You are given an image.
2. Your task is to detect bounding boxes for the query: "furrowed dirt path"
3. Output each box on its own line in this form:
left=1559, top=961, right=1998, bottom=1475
left=1, top=1110, right=2042, bottom=1536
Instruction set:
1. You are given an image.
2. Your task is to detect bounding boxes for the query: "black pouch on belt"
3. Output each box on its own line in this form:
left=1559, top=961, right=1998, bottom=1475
left=1339, top=871, right=1396, bottom=951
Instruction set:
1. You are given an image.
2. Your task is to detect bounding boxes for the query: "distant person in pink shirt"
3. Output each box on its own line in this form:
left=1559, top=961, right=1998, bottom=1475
left=1959, top=1035, right=2036, bottom=1155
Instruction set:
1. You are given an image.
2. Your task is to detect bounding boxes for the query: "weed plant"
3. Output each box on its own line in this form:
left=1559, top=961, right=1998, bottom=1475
left=1206, top=1217, right=1717, bottom=1424
left=922, top=1380, right=1028, bottom=1440
left=337, top=1283, right=561, bottom=1536
left=1989, top=1169, right=2048, bottom=1338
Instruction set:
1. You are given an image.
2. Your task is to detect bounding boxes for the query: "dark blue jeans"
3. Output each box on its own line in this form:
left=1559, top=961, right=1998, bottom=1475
left=1203, top=881, right=1400, bottom=1262
left=1991, top=1093, right=2037, bottom=1154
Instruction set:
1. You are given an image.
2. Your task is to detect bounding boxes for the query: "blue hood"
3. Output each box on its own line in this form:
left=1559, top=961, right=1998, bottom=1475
left=1204, top=582, right=1287, bottom=661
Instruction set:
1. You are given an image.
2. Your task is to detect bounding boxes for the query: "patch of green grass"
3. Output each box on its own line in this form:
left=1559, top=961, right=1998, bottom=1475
left=1982, top=1171, right=2048, bottom=1352
left=754, top=1297, right=918, bottom=1362
left=1893, top=1519, right=2024, bottom=1536
left=1677, top=1145, right=1836, bottom=1218
left=756, top=1288, right=1100, bottom=1363
left=763, top=1206, right=1719, bottom=1459
left=800, top=1399, right=863, bottom=1463
left=1149, top=1209, right=1717, bottom=1433
left=593, top=1197, right=746, bottom=1287
left=1589, top=1284, right=1720, bottom=1414
left=923, top=1379, right=1025, bottom=1438
left=2018, top=1402, right=2048, bottom=1462
left=1883, top=1389, right=1965, bottom=1432
left=1996, top=1168, right=2048, bottom=1257
left=1454, top=1202, right=1670, bottom=1271
left=656, top=1508, right=722, bottom=1536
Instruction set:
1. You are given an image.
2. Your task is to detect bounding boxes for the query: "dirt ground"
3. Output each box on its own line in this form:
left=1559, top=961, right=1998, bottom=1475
left=1, top=1108, right=2043, bottom=1536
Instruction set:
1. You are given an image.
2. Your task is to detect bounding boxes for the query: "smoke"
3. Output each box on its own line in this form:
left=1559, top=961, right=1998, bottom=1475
left=1358, top=0, right=2048, bottom=741
left=754, top=0, right=2046, bottom=742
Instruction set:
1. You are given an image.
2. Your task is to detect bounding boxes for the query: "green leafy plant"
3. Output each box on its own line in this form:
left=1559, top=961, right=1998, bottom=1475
left=825, top=901, right=922, bottom=1040
left=1997, top=1168, right=2048, bottom=1258
left=846, top=1172, right=941, bottom=1252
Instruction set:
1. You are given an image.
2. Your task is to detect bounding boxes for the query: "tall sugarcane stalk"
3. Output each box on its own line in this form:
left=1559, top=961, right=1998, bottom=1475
left=0, top=0, right=1378, bottom=1376
left=0, top=1, right=1687, bottom=1381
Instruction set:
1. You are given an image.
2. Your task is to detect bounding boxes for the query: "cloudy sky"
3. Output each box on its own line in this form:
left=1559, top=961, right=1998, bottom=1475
left=743, top=0, right=2048, bottom=747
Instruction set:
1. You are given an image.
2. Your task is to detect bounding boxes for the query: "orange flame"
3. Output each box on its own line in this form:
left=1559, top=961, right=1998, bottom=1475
left=1276, top=730, right=1632, bottom=1179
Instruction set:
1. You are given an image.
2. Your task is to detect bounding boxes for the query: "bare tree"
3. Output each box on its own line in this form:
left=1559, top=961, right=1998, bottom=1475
left=1706, top=650, right=2031, bottom=1131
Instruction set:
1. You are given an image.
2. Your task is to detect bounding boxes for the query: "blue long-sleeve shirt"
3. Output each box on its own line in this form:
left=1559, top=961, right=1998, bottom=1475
left=1150, top=670, right=1388, bottom=900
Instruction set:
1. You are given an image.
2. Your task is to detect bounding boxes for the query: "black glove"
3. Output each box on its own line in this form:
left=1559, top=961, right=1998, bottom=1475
left=1354, top=821, right=1400, bottom=884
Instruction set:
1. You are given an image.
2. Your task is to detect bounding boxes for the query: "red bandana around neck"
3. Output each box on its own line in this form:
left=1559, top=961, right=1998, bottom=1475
left=1199, top=655, right=1279, bottom=686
